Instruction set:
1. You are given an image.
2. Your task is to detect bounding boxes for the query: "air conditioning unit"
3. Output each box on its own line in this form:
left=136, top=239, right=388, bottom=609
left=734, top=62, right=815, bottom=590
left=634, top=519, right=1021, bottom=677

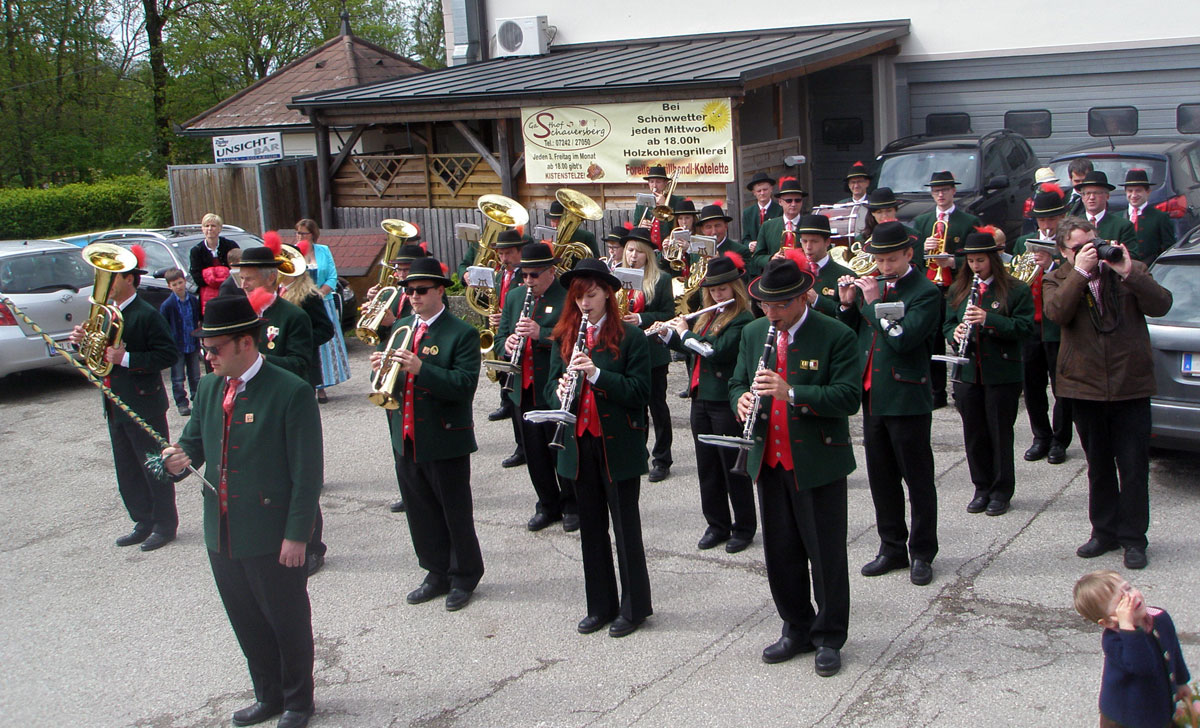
left=494, top=16, right=549, bottom=58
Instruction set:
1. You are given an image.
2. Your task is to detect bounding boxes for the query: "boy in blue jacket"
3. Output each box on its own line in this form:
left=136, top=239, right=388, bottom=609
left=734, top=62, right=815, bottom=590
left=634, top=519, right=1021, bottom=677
left=159, top=269, right=201, bottom=415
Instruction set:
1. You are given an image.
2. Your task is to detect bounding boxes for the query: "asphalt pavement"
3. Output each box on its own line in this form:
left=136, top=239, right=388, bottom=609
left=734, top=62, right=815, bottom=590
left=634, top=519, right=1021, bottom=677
left=2, top=337, right=1199, bottom=727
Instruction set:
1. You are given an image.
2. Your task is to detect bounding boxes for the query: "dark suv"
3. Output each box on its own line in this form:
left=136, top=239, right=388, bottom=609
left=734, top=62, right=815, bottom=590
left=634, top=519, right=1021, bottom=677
left=870, top=131, right=1041, bottom=241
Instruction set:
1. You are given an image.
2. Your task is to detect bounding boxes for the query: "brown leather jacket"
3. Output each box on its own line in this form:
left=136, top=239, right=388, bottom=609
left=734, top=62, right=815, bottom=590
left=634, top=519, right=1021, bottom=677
left=1042, top=261, right=1172, bottom=402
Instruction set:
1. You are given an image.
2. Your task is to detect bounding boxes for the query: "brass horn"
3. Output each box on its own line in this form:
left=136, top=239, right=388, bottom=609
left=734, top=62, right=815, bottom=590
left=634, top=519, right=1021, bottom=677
left=79, top=242, right=138, bottom=376
left=553, top=188, right=601, bottom=271
left=276, top=244, right=310, bottom=278
left=368, top=324, right=414, bottom=409
left=356, top=219, right=418, bottom=345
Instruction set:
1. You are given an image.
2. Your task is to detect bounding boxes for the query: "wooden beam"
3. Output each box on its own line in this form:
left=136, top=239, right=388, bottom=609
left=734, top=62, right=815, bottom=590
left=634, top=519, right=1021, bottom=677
left=313, top=117, right=333, bottom=227
left=741, top=39, right=900, bottom=92
left=452, top=120, right=504, bottom=178
left=497, top=118, right=514, bottom=198
left=511, top=151, right=525, bottom=179
left=329, top=124, right=368, bottom=176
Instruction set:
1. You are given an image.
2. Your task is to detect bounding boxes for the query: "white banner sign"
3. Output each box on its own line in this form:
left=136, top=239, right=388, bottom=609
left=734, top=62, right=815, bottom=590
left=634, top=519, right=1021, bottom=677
left=212, top=132, right=283, bottom=164
left=520, top=99, right=735, bottom=184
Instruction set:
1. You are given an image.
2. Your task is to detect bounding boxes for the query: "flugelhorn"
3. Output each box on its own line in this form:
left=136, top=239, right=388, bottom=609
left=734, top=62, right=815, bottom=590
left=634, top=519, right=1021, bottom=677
left=368, top=324, right=415, bottom=409
left=356, top=219, right=418, bottom=345
left=79, top=242, right=138, bottom=376
left=698, top=322, right=778, bottom=477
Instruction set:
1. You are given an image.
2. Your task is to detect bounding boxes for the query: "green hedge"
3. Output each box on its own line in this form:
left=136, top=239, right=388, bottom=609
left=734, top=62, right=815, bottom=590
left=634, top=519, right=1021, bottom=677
left=0, top=176, right=169, bottom=239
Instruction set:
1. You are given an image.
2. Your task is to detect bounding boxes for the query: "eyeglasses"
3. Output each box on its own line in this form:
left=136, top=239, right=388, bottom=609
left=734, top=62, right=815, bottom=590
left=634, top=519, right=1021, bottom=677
left=1080, top=191, right=1107, bottom=198
left=295, top=230, right=313, bottom=236
left=759, top=298, right=798, bottom=310
left=404, top=286, right=436, bottom=296
left=200, top=339, right=233, bottom=357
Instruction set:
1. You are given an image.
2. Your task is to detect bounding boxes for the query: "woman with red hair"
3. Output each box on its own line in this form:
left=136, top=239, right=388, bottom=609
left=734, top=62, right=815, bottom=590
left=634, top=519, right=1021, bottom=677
left=546, top=259, right=652, bottom=638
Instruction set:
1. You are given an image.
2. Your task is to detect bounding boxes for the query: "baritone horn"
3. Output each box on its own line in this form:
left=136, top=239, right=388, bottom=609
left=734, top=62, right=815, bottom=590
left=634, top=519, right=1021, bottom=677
left=368, top=324, right=414, bottom=409
left=554, top=188, right=602, bottom=270
left=79, top=242, right=138, bottom=376
left=355, top=218, right=418, bottom=345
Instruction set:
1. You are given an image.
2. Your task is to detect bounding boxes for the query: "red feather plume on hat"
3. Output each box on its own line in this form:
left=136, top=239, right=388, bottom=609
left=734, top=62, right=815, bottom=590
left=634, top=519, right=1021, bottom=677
left=129, top=244, right=146, bottom=270
left=782, top=247, right=808, bottom=267
left=515, top=225, right=524, bottom=235
left=262, top=230, right=282, bottom=256
left=544, top=241, right=555, bottom=256
left=724, top=251, right=745, bottom=272
left=778, top=176, right=797, bottom=185
left=419, top=241, right=428, bottom=253
left=296, top=240, right=312, bottom=257
left=1039, top=182, right=1064, bottom=199
left=974, top=224, right=1006, bottom=247
left=247, top=287, right=274, bottom=315
left=439, top=262, right=449, bottom=276
left=622, top=221, right=634, bottom=231
left=711, top=200, right=724, bottom=207
left=853, top=160, right=865, bottom=166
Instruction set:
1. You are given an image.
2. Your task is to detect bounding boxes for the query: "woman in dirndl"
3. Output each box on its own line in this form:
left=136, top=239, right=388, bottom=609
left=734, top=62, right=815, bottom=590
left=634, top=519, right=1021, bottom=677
left=295, top=218, right=351, bottom=402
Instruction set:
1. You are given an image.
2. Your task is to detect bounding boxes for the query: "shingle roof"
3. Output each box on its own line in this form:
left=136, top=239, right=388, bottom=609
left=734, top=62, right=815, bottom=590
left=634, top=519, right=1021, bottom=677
left=281, top=228, right=385, bottom=278
left=181, top=35, right=427, bottom=135
left=289, top=21, right=908, bottom=109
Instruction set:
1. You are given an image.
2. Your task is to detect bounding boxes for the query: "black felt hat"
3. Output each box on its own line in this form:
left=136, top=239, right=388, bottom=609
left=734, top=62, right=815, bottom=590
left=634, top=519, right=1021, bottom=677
left=620, top=226, right=656, bottom=249
left=867, top=187, right=901, bottom=210
left=1031, top=185, right=1067, bottom=218
left=962, top=231, right=1003, bottom=254
left=605, top=225, right=631, bottom=243
left=404, top=256, right=452, bottom=287
left=745, top=171, right=777, bottom=191
left=748, top=258, right=815, bottom=302
left=494, top=229, right=526, bottom=249
left=1074, top=170, right=1115, bottom=192
left=195, top=294, right=264, bottom=338
left=844, top=161, right=871, bottom=181
left=862, top=221, right=914, bottom=254
left=548, top=200, right=565, bottom=217
left=560, top=257, right=621, bottom=291
left=392, top=242, right=428, bottom=263
left=795, top=214, right=832, bottom=237
left=644, top=165, right=670, bottom=181
left=696, top=203, right=732, bottom=224
left=518, top=242, right=558, bottom=268
left=672, top=199, right=698, bottom=215
left=701, top=254, right=744, bottom=287
left=773, top=178, right=808, bottom=199
left=238, top=245, right=282, bottom=268
left=925, top=170, right=962, bottom=187
left=1122, top=168, right=1153, bottom=188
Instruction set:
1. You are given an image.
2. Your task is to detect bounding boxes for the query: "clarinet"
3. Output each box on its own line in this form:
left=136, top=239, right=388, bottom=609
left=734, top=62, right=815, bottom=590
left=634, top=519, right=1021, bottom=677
left=943, top=273, right=983, bottom=383
left=501, top=288, right=537, bottom=395
left=731, top=323, right=778, bottom=477
left=549, top=318, right=590, bottom=450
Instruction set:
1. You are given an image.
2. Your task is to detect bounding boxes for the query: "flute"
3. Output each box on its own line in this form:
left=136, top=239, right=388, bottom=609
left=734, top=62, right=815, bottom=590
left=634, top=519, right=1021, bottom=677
left=644, top=299, right=733, bottom=335
left=838, top=273, right=899, bottom=287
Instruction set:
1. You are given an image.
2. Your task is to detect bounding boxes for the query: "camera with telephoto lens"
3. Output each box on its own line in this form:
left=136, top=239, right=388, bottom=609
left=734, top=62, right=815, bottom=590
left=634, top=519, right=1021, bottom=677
left=1092, top=239, right=1124, bottom=263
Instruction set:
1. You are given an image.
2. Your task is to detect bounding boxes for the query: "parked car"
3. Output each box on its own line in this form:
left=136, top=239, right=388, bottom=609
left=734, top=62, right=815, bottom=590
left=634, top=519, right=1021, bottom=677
left=1146, top=227, right=1200, bottom=452
left=870, top=130, right=1041, bottom=241
left=0, top=240, right=94, bottom=378
left=1048, top=136, right=1200, bottom=239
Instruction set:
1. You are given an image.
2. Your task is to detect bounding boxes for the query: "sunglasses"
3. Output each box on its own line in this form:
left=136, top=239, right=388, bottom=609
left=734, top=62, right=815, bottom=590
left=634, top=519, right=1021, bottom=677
left=521, top=268, right=550, bottom=279
left=404, top=286, right=436, bottom=296
left=200, top=339, right=234, bottom=357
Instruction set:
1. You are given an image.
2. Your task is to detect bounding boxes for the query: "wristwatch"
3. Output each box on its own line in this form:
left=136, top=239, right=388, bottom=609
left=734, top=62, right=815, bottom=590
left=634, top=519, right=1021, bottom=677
left=787, top=387, right=795, bottom=406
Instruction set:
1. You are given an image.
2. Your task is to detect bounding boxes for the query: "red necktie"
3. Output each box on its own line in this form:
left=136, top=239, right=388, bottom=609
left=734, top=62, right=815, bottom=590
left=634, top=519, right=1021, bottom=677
left=764, top=330, right=793, bottom=472
left=783, top=220, right=795, bottom=250
left=759, top=206, right=767, bottom=223
left=977, top=281, right=988, bottom=299
left=575, top=325, right=601, bottom=438
left=219, top=377, right=242, bottom=515
left=520, top=297, right=539, bottom=390
left=500, top=269, right=513, bottom=309
left=688, top=318, right=714, bottom=393
left=1089, top=215, right=1098, bottom=226
left=401, top=322, right=428, bottom=442
left=1032, top=269, right=1043, bottom=324
left=1130, top=207, right=1139, bottom=230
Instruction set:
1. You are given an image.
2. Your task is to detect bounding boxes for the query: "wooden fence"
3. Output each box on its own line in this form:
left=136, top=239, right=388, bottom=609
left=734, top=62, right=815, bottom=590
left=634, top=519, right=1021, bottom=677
left=168, top=158, right=320, bottom=234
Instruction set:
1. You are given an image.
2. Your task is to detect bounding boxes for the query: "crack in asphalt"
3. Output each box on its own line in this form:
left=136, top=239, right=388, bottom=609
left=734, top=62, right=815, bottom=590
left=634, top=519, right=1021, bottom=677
left=405, top=656, right=565, bottom=727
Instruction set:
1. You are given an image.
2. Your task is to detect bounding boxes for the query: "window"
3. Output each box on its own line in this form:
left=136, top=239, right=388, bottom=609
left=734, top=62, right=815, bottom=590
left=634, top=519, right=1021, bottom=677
left=982, top=141, right=1007, bottom=181
left=821, top=118, right=864, bottom=147
left=1178, top=104, right=1200, bottom=134
left=1004, top=110, right=1052, bottom=139
left=926, top=113, right=971, bottom=136
left=1088, top=106, right=1138, bottom=137
left=0, top=251, right=92, bottom=294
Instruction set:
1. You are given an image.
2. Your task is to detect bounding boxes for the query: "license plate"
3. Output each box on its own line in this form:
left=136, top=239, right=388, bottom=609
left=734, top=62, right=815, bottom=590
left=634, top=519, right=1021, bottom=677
left=45, top=341, right=58, bottom=358
left=1184, top=353, right=1200, bottom=376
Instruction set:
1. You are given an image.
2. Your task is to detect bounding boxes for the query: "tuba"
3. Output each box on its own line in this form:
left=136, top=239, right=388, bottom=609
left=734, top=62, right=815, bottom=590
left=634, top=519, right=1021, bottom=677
left=553, top=188, right=601, bottom=271
left=368, top=324, right=414, bottom=409
left=355, top=218, right=417, bottom=345
left=465, top=194, right=528, bottom=321
left=79, top=243, right=138, bottom=376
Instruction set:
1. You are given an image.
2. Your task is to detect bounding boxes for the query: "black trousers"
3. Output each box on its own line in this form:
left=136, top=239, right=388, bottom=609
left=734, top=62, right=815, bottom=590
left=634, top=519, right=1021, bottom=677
left=1022, top=338, right=1073, bottom=448
left=500, top=375, right=524, bottom=456
left=208, top=547, right=313, bottom=711
left=954, top=380, right=1022, bottom=503
left=108, top=409, right=177, bottom=535
left=518, top=387, right=576, bottom=517
left=1071, top=397, right=1151, bottom=549
left=397, top=443, right=484, bottom=591
left=690, top=398, right=756, bottom=540
left=575, top=433, right=652, bottom=623
left=862, top=390, right=938, bottom=562
left=386, top=409, right=404, bottom=497
left=757, top=467, right=849, bottom=649
left=645, top=364, right=673, bottom=469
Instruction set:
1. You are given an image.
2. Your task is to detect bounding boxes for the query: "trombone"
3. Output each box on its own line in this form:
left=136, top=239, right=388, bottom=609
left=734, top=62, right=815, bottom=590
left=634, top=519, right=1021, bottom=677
left=368, top=324, right=414, bottom=409
left=639, top=168, right=679, bottom=228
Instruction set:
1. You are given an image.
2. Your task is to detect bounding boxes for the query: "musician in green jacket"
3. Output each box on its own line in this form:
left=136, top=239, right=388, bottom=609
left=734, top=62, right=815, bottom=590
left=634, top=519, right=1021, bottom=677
left=943, top=232, right=1035, bottom=517
left=749, top=177, right=807, bottom=275
left=1122, top=168, right=1176, bottom=265
left=729, top=257, right=860, bottom=676
left=548, top=198, right=602, bottom=258
left=497, top=242, right=577, bottom=533
left=1020, top=237, right=1073, bottom=466
left=837, top=221, right=943, bottom=587
left=654, top=254, right=756, bottom=553
left=370, top=256, right=484, bottom=613
left=162, top=294, right=322, bottom=728
left=633, top=165, right=683, bottom=249
left=698, top=203, right=750, bottom=260
left=70, top=244, right=179, bottom=551
left=741, top=171, right=782, bottom=244
left=236, top=245, right=314, bottom=382
left=545, top=258, right=652, bottom=638
left=1075, top=170, right=1137, bottom=252
left=856, top=187, right=924, bottom=268
left=795, top=213, right=853, bottom=318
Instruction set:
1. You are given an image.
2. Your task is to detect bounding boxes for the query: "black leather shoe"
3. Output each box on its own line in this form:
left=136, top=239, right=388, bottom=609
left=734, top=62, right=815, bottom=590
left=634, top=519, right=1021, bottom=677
left=697, top=531, right=729, bottom=550
left=562, top=513, right=580, bottom=532
left=860, top=553, right=908, bottom=577
left=677, top=388, right=691, bottom=399
left=1024, top=442, right=1049, bottom=461
left=406, top=582, right=450, bottom=605
left=966, top=495, right=989, bottom=514
left=1123, top=546, right=1148, bottom=570
left=306, top=553, right=324, bottom=577
left=577, top=614, right=613, bottom=634
left=445, top=588, right=472, bottom=611
left=648, top=465, right=669, bottom=482
left=1076, top=537, right=1120, bottom=559
left=985, top=499, right=1010, bottom=517
left=1047, top=444, right=1067, bottom=464
left=139, top=532, right=175, bottom=551
left=527, top=512, right=560, bottom=532
left=177, top=404, right=191, bottom=416
left=814, top=646, right=841, bottom=677
left=608, top=616, right=642, bottom=638
left=231, top=701, right=282, bottom=727
left=932, top=393, right=948, bottom=409
left=502, top=451, right=526, bottom=468
left=276, top=709, right=313, bottom=728
left=115, top=526, right=151, bottom=547
left=910, top=559, right=933, bottom=586
left=725, top=536, right=753, bottom=554
left=488, top=406, right=511, bottom=422
left=761, top=636, right=814, bottom=664
left=389, top=499, right=406, bottom=513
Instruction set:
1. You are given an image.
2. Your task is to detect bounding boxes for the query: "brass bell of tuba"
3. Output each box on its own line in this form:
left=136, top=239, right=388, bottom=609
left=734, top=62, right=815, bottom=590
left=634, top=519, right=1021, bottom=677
left=553, top=188, right=602, bottom=272
left=79, top=242, right=138, bottom=377
left=356, top=218, right=418, bottom=345
left=465, top=194, right=528, bottom=320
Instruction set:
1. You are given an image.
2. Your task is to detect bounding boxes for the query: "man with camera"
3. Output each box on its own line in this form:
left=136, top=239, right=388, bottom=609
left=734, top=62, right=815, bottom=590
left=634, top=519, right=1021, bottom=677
left=1042, top=217, right=1172, bottom=570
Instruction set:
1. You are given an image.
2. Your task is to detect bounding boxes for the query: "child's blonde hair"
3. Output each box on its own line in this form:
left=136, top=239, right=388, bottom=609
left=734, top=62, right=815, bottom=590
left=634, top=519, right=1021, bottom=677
left=1073, top=570, right=1124, bottom=624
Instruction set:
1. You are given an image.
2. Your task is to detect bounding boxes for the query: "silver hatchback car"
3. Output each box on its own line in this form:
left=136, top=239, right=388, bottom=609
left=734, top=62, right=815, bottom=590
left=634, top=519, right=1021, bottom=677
left=1147, top=230, right=1200, bottom=451
left=0, top=240, right=95, bottom=379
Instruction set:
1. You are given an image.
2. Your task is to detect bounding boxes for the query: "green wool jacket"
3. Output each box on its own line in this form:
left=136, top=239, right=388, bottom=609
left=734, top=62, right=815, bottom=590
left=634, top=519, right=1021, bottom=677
left=387, top=309, right=481, bottom=463
left=178, top=359, right=323, bottom=559
left=942, top=279, right=1035, bottom=385
left=633, top=194, right=684, bottom=235
left=749, top=215, right=801, bottom=275
left=741, top=200, right=784, bottom=244
left=728, top=313, right=860, bottom=489
left=632, top=272, right=676, bottom=368
left=1094, top=212, right=1138, bottom=251
left=260, top=296, right=313, bottom=382
left=104, top=295, right=177, bottom=429
left=497, top=279, right=566, bottom=409
left=838, top=267, right=943, bottom=416
left=1124, top=205, right=1175, bottom=265
left=294, top=291, right=333, bottom=388
left=546, top=320, right=651, bottom=482
left=666, top=309, right=754, bottom=401
left=811, top=256, right=855, bottom=318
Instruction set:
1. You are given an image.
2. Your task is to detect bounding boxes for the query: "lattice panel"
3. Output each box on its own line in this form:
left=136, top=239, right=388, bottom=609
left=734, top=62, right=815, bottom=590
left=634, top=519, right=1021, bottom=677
left=429, top=155, right=480, bottom=198
left=352, top=156, right=409, bottom=198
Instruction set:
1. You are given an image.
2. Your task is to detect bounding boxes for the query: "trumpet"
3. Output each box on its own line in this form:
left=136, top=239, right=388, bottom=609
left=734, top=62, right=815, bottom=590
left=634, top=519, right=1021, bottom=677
left=482, top=287, right=535, bottom=393
left=698, top=323, right=778, bottom=477
left=931, top=273, right=982, bottom=382
left=523, top=318, right=588, bottom=450
left=367, top=324, right=414, bottom=409
left=356, top=218, right=417, bottom=345
left=79, top=242, right=138, bottom=376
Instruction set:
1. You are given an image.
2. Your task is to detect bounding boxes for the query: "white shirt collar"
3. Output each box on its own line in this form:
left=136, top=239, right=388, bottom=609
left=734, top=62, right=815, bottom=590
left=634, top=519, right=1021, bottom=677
left=228, top=354, right=264, bottom=392
left=416, top=305, right=445, bottom=328
left=779, top=307, right=809, bottom=344
left=116, top=292, right=137, bottom=311
left=206, top=240, right=220, bottom=255
left=587, top=314, right=607, bottom=330
left=1130, top=202, right=1147, bottom=214
left=937, top=204, right=956, bottom=217
left=813, top=254, right=829, bottom=271
left=784, top=214, right=801, bottom=226
left=1089, top=209, right=1107, bottom=223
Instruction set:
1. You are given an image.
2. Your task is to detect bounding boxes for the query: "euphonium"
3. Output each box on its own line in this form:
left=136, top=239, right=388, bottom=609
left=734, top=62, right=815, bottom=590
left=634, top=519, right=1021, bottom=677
left=367, top=324, right=414, bottom=409
left=79, top=242, right=138, bottom=376
left=356, top=218, right=417, bottom=345
left=554, top=188, right=601, bottom=271
left=465, top=194, right=527, bottom=320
